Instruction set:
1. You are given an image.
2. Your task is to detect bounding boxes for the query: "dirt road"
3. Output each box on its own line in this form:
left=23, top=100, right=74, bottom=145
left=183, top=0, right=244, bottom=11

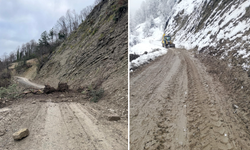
left=130, top=48, right=250, bottom=150
left=14, top=76, right=44, bottom=89
left=0, top=89, right=127, bottom=149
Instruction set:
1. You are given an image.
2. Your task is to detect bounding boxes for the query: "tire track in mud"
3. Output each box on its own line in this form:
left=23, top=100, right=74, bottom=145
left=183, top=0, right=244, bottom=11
left=183, top=52, right=234, bottom=150
left=152, top=55, right=188, bottom=150
left=130, top=50, right=188, bottom=150
left=130, top=48, right=250, bottom=150
left=0, top=101, right=127, bottom=150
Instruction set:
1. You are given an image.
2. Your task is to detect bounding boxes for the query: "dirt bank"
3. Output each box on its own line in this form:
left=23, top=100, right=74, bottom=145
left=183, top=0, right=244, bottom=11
left=130, top=48, right=250, bottom=150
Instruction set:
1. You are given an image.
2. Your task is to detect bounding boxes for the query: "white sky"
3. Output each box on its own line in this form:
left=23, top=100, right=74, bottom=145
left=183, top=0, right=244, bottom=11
left=0, top=0, right=95, bottom=58
left=130, top=0, right=144, bottom=17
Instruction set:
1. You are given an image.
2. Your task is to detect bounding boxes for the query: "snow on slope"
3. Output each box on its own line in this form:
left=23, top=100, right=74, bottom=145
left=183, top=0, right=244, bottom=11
left=165, top=0, right=250, bottom=69
left=129, top=17, right=167, bottom=70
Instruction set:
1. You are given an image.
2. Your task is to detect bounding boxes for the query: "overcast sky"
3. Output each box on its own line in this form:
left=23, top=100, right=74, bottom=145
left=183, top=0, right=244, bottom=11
left=0, top=0, right=95, bottom=58
left=130, top=0, right=144, bottom=17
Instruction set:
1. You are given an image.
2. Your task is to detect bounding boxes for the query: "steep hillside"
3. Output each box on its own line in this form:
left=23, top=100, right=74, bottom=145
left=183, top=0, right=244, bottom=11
left=0, top=1, right=128, bottom=149
left=36, top=0, right=128, bottom=109
left=164, top=0, right=250, bottom=147
left=166, top=0, right=250, bottom=69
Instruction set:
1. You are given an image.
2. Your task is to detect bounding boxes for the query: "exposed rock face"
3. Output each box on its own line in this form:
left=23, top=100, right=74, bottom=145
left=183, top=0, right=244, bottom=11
left=36, top=0, right=128, bottom=109
left=165, top=0, right=250, bottom=69
left=13, top=128, right=29, bottom=140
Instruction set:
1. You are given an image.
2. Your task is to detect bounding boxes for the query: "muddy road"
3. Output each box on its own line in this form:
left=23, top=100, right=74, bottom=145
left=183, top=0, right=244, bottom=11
left=130, top=48, right=250, bottom=150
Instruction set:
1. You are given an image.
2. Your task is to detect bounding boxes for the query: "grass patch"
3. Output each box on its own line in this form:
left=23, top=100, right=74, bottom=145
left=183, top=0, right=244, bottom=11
left=92, top=28, right=98, bottom=35
left=99, top=33, right=105, bottom=40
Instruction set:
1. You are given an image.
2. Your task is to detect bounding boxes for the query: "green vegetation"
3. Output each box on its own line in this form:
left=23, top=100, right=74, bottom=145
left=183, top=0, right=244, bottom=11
left=81, top=84, right=105, bottom=103
left=85, top=85, right=104, bottom=103
left=90, top=88, right=104, bottom=103
left=113, top=0, right=127, bottom=23
left=0, top=84, right=20, bottom=99
left=92, top=28, right=98, bottom=35
left=99, top=33, right=105, bottom=40
left=0, top=71, right=11, bottom=88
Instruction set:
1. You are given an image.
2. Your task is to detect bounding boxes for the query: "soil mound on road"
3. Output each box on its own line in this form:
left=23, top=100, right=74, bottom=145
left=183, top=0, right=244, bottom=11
left=44, top=85, right=56, bottom=94
left=57, top=83, right=69, bottom=92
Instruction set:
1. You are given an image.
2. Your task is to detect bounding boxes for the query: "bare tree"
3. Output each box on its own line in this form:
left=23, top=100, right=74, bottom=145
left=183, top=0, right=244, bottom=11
left=57, top=16, right=68, bottom=38
left=66, top=9, right=73, bottom=34
left=26, top=42, right=31, bottom=58
left=72, top=10, right=79, bottom=31
left=21, top=44, right=26, bottom=59
left=94, top=0, right=102, bottom=5
left=49, top=28, right=55, bottom=43
left=3, top=2, right=99, bottom=67
left=3, top=53, right=9, bottom=70
left=80, top=5, right=94, bottom=21
left=9, top=52, right=15, bottom=63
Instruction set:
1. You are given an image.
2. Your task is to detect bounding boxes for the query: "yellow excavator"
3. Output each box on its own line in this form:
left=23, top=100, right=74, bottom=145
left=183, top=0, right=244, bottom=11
left=162, top=33, right=175, bottom=48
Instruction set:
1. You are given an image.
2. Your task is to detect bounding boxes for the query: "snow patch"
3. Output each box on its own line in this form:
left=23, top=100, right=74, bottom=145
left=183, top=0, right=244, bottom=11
left=130, top=17, right=168, bottom=69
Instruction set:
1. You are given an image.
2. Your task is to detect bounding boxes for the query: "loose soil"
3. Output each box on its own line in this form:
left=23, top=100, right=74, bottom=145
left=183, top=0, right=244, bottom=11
left=0, top=82, right=127, bottom=150
left=130, top=48, right=250, bottom=150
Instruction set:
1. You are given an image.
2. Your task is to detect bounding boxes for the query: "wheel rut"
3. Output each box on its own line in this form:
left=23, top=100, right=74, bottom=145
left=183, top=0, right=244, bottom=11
left=130, top=48, right=249, bottom=150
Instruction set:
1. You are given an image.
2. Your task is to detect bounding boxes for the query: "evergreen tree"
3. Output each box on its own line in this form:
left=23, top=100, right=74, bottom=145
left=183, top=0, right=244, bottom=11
left=39, top=31, right=50, bottom=47
left=49, top=28, right=54, bottom=43
left=16, top=48, right=20, bottom=61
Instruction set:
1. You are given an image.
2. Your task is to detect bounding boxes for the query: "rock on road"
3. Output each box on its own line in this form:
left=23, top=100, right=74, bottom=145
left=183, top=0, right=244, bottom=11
left=0, top=100, right=127, bottom=150
left=130, top=48, right=250, bottom=150
left=0, top=77, right=127, bottom=150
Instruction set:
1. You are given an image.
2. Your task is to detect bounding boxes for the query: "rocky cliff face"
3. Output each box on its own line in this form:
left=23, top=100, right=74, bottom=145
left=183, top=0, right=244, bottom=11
left=166, top=0, right=250, bottom=70
left=36, top=0, right=128, bottom=109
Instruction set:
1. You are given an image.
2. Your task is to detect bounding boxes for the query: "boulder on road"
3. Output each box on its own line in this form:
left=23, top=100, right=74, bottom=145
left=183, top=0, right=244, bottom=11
left=43, top=85, right=56, bottom=94
left=108, top=115, right=121, bottom=121
left=57, top=83, right=69, bottom=92
left=13, top=128, right=29, bottom=140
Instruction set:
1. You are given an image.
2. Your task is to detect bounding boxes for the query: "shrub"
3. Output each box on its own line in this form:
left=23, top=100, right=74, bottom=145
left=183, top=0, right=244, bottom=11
left=0, top=71, right=11, bottom=87
left=0, top=84, right=20, bottom=99
left=81, top=85, right=104, bottom=103
left=90, top=88, right=104, bottom=103
left=130, top=54, right=140, bottom=62
left=113, top=5, right=127, bottom=23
